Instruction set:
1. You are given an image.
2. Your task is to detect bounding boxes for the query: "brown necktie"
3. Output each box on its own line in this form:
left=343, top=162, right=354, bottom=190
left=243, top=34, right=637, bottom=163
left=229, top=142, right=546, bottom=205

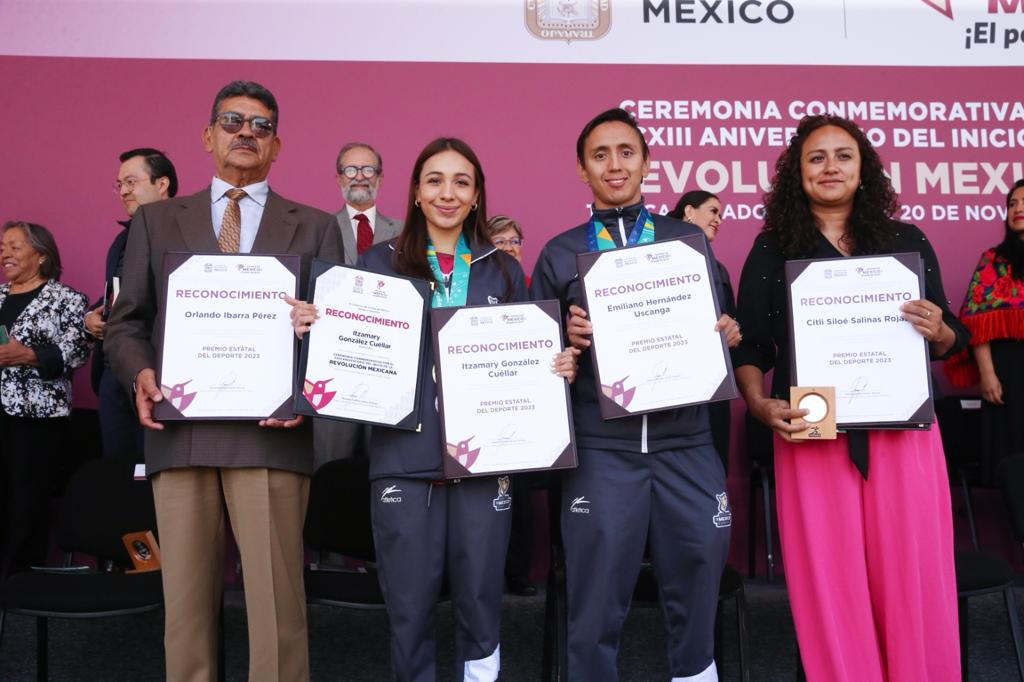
left=218, top=188, right=247, bottom=253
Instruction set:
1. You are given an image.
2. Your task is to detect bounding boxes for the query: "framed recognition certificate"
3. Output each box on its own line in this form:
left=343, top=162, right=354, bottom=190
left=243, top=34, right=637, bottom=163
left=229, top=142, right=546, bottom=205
left=786, top=253, right=934, bottom=428
left=431, top=300, right=577, bottom=479
left=577, top=236, right=737, bottom=420
left=153, top=253, right=299, bottom=421
left=295, top=259, right=430, bottom=430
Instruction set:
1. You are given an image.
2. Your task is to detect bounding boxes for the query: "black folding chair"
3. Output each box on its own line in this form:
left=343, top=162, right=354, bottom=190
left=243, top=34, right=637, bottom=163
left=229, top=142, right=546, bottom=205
left=935, top=395, right=984, bottom=550
left=303, top=457, right=386, bottom=610
left=0, top=458, right=163, bottom=682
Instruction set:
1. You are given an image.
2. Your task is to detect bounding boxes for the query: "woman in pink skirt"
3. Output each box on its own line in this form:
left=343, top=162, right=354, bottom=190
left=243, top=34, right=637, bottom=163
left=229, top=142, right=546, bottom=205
left=733, top=114, right=967, bottom=682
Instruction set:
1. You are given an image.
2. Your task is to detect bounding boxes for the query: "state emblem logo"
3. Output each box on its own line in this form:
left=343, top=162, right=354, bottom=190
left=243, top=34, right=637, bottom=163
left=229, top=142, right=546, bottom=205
left=525, top=0, right=611, bottom=42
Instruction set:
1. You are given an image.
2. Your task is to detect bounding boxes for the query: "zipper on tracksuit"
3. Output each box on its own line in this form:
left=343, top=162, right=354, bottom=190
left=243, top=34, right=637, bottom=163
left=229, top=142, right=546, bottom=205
left=617, top=213, right=649, bottom=455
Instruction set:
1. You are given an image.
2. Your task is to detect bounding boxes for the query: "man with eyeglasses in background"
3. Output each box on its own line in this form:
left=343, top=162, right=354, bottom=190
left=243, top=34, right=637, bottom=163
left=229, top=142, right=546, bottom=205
left=105, top=80, right=341, bottom=681
left=84, top=148, right=177, bottom=461
left=313, top=142, right=403, bottom=468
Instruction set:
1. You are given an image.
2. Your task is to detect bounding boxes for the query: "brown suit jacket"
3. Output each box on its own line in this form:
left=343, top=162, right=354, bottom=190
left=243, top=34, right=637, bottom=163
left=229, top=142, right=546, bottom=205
left=104, top=187, right=342, bottom=476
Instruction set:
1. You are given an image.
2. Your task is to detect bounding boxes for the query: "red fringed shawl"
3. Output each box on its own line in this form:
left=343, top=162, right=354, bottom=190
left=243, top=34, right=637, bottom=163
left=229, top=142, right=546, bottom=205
left=945, top=248, right=1024, bottom=386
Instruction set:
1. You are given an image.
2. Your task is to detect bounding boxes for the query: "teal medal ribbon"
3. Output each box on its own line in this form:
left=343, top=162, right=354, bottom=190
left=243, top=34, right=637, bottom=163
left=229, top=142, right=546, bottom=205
left=587, top=206, right=655, bottom=251
left=426, top=232, right=472, bottom=308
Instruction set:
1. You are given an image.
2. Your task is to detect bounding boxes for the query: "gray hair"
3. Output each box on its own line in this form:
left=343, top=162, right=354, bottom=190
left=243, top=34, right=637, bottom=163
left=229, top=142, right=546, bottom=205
left=3, top=221, right=62, bottom=280
left=335, top=142, right=382, bottom=174
left=484, top=215, right=523, bottom=240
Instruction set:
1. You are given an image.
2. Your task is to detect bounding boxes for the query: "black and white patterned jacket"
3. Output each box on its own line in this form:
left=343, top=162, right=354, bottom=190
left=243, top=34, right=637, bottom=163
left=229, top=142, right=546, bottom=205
left=0, top=280, right=91, bottom=418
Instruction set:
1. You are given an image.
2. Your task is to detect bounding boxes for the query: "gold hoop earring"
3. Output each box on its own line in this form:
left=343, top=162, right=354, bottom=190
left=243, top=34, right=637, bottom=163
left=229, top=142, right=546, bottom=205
left=414, top=199, right=421, bottom=208
left=472, top=203, right=478, bottom=211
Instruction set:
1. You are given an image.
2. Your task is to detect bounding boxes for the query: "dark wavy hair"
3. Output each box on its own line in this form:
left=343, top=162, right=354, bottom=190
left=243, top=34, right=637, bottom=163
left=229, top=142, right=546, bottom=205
left=763, top=115, right=898, bottom=258
left=393, top=138, right=489, bottom=283
left=995, top=178, right=1024, bottom=281
left=667, top=190, right=718, bottom=220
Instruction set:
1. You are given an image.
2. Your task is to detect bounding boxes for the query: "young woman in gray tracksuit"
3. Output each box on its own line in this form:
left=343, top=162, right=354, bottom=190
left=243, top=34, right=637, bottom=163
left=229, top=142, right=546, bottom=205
left=294, top=137, right=576, bottom=682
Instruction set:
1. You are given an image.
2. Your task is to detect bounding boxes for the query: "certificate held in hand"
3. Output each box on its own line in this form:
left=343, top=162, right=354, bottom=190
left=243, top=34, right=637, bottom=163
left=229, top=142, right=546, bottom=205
left=295, top=259, right=430, bottom=430
left=432, top=300, right=576, bottom=479
left=786, top=253, right=934, bottom=428
left=577, top=235, right=737, bottom=420
left=154, top=253, right=300, bottom=421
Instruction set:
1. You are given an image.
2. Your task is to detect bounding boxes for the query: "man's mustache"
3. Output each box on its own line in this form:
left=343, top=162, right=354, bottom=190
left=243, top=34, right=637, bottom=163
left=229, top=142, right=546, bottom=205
left=230, top=139, right=258, bottom=152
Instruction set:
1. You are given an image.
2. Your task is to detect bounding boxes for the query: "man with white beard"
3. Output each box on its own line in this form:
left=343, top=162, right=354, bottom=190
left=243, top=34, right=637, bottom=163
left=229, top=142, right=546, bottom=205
left=333, top=142, right=402, bottom=264
left=315, top=142, right=403, bottom=468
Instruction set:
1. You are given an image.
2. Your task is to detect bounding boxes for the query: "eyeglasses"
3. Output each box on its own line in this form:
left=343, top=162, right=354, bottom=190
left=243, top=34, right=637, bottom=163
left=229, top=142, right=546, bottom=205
left=214, top=112, right=276, bottom=138
left=492, top=237, right=523, bottom=248
left=338, top=165, right=379, bottom=179
left=113, top=176, right=144, bottom=194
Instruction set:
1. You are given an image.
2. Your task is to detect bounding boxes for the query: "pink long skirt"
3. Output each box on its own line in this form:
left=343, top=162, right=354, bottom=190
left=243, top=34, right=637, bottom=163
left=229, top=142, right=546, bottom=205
left=774, top=427, right=961, bottom=682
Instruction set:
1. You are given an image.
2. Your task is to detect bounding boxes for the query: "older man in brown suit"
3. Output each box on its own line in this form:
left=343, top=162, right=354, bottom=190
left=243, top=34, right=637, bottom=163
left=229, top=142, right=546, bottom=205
left=105, top=80, right=341, bottom=682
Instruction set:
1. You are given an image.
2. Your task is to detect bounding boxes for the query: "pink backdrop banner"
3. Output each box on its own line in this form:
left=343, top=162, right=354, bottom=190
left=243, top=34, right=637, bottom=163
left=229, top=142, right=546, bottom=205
left=2, top=56, right=1021, bottom=407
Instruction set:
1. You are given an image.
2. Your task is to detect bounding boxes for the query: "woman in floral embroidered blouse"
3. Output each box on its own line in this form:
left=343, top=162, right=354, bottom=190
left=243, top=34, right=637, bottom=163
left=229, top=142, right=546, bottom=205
left=948, top=179, right=1024, bottom=473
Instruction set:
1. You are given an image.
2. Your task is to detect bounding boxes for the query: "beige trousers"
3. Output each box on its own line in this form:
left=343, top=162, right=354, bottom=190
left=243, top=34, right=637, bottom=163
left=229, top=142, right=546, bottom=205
left=152, top=467, right=310, bottom=682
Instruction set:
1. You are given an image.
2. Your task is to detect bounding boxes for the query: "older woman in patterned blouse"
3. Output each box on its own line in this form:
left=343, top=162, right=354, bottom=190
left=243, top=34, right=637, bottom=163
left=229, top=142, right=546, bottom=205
left=0, top=221, right=91, bottom=578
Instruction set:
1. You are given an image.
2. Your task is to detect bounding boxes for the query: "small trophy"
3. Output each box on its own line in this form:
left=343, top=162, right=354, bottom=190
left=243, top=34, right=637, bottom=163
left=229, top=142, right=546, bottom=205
left=122, top=531, right=161, bottom=573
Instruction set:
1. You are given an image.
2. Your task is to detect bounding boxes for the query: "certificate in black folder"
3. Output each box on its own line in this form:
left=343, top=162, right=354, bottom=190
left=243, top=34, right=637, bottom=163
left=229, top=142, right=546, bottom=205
left=576, top=235, right=736, bottom=420
left=154, top=252, right=299, bottom=421
left=295, top=259, right=430, bottom=431
left=786, top=252, right=934, bottom=429
left=431, top=300, right=577, bottom=479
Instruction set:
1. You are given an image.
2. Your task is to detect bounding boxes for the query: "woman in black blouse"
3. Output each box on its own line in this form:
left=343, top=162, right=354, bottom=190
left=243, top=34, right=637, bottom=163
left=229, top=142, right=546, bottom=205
left=734, top=116, right=965, bottom=681
left=668, top=190, right=735, bottom=471
left=0, top=221, right=91, bottom=577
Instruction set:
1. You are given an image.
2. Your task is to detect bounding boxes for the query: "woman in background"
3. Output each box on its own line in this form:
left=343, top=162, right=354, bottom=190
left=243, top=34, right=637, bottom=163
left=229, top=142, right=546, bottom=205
left=485, top=213, right=539, bottom=596
left=947, top=178, right=1024, bottom=477
left=484, top=215, right=524, bottom=264
left=0, top=221, right=91, bottom=578
left=669, top=190, right=735, bottom=471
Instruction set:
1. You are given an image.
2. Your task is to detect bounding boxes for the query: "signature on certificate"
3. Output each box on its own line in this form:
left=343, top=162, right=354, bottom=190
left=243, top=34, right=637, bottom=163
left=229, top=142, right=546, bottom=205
left=847, top=376, right=868, bottom=404
left=648, top=361, right=671, bottom=391
left=496, top=424, right=520, bottom=443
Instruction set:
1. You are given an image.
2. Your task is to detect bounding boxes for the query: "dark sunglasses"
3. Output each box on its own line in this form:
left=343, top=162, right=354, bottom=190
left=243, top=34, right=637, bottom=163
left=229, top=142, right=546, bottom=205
left=214, top=112, right=275, bottom=138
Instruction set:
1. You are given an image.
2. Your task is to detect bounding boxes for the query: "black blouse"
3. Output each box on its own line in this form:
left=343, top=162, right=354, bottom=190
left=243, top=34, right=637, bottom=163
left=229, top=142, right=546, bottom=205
left=734, top=221, right=970, bottom=401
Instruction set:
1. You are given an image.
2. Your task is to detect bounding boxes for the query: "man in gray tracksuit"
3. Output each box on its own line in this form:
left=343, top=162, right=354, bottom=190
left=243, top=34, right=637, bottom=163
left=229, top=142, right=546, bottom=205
left=530, top=108, right=735, bottom=682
